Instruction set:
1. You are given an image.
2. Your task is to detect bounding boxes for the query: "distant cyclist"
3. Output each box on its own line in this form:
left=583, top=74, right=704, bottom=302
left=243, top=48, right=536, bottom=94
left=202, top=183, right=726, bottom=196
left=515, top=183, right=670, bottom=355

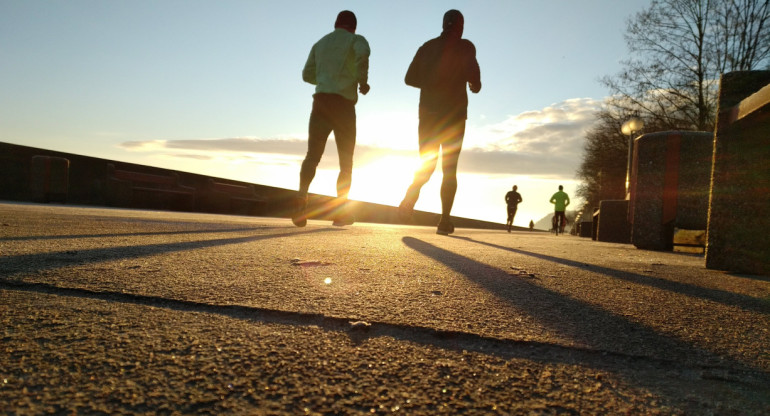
left=549, top=185, right=570, bottom=234
left=504, top=185, right=522, bottom=233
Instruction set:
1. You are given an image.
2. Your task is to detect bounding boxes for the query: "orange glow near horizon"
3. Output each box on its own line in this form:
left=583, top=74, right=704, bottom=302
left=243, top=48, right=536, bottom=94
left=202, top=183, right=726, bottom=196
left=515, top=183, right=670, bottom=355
left=349, top=155, right=418, bottom=206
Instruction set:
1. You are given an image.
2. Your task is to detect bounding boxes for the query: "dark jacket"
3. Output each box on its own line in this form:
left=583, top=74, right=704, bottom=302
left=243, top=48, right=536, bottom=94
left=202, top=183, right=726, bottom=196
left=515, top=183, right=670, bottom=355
left=405, top=33, right=481, bottom=120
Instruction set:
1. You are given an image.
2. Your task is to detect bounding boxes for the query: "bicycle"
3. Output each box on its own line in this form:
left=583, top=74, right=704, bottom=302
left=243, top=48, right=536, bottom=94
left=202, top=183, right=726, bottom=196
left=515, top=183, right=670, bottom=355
left=552, top=212, right=567, bottom=236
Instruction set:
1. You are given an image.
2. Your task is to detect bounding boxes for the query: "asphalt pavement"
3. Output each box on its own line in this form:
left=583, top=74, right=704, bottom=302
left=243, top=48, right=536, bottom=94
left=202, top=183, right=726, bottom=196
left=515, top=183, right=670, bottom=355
left=1, top=202, right=769, bottom=415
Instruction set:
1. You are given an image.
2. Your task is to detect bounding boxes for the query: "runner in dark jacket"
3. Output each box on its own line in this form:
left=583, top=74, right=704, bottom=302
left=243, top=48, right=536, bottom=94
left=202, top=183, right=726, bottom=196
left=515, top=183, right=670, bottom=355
left=398, top=9, right=481, bottom=235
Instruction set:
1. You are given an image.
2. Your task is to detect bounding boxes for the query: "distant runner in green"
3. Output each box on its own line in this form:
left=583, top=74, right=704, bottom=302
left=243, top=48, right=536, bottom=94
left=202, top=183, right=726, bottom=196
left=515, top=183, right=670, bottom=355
left=549, top=185, right=570, bottom=233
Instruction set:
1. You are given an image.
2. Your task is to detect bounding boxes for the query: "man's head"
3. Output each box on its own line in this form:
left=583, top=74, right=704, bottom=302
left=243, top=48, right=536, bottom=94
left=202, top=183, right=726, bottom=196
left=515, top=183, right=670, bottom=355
left=335, top=10, right=357, bottom=33
left=442, top=9, right=464, bottom=38
left=558, top=185, right=563, bottom=191
left=512, top=185, right=518, bottom=191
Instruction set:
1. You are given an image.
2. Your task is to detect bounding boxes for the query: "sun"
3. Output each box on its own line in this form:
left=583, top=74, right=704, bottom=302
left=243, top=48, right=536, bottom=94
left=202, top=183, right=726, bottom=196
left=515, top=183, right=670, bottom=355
left=349, top=155, right=418, bottom=206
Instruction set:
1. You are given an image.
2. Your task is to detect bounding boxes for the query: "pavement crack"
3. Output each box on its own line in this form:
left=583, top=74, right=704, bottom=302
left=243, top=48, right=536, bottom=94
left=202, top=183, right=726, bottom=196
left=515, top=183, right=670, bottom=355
left=2, top=279, right=768, bottom=387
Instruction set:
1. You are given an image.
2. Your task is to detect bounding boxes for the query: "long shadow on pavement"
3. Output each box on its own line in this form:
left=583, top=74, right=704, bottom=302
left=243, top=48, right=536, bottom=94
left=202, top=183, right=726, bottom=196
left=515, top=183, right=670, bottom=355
left=3, top=232, right=769, bottom=412
left=0, top=228, right=340, bottom=276
left=0, top=227, right=276, bottom=242
left=402, top=236, right=767, bottom=374
left=450, top=236, right=770, bottom=315
left=5, top=235, right=768, bottom=412
left=3, top=224, right=768, bottom=411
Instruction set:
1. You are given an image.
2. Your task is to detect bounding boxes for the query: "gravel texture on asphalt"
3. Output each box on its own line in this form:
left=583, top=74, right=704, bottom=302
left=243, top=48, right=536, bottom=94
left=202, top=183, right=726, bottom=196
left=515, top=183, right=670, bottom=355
left=1, top=203, right=769, bottom=414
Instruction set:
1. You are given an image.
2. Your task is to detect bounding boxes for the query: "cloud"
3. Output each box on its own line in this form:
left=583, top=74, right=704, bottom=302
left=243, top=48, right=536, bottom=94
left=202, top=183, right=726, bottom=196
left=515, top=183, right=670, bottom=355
left=121, top=136, right=414, bottom=171
left=166, top=153, right=214, bottom=161
left=466, top=98, right=602, bottom=177
left=459, top=148, right=577, bottom=178
left=121, top=137, right=308, bottom=155
left=118, top=98, right=601, bottom=179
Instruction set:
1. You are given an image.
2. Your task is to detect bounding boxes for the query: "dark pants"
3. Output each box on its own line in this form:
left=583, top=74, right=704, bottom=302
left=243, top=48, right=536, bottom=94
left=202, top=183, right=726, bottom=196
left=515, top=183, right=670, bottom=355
left=402, top=113, right=466, bottom=216
left=299, top=93, right=356, bottom=199
left=507, top=206, right=518, bottom=223
left=553, top=211, right=566, bottom=230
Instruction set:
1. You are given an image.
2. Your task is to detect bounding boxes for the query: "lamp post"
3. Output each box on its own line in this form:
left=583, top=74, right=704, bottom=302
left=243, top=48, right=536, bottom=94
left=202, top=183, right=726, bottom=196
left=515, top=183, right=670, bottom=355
left=621, top=117, right=644, bottom=197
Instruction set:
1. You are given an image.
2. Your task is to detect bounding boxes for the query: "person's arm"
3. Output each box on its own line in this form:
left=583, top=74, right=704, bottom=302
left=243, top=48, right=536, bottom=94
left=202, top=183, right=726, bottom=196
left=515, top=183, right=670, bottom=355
left=550, top=194, right=556, bottom=204
left=405, top=46, right=424, bottom=88
left=565, top=195, right=570, bottom=207
left=302, top=46, right=316, bottom=85
left=518, top=194, right=523, bottom=204
left=354, top=36, right=370, bottom=94
left=466, top=41, right=481, bottom=94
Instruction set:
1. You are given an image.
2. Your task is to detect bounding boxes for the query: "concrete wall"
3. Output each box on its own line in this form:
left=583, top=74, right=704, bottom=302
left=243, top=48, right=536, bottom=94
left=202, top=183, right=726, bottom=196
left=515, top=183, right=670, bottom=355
left=706, top=71, right=770, bottom=275
left=0, top=142, right=507, bottom=231
left=629, top=131, right=713, bottom=250
left=596, top=200, right=631, bottom=244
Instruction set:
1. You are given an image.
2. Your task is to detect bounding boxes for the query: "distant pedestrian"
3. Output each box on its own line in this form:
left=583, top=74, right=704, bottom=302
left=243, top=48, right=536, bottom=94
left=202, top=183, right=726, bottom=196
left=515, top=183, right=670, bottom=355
left=529, top=220, right=534, bottom=231
left=398, top=9, right=482, bottom=235
left=549, top=185, right=570, bottom=234
left=504, top=185, right=522, bottom=232
left=293, top=10, right=370, bottom=227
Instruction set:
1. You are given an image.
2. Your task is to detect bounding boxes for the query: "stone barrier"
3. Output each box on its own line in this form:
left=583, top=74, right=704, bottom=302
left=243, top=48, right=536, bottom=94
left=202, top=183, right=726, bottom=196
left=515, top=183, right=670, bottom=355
left=30, top=155, right=70, bottom=203
left=706, top=71, right=770, bottom=275
left=0, top=141, right=507, bottom=230
left=578, top=221, right=592, bottom=238
left=596, top=200, right=631, bottom=243
left=629, top=131, right=713, bottom=250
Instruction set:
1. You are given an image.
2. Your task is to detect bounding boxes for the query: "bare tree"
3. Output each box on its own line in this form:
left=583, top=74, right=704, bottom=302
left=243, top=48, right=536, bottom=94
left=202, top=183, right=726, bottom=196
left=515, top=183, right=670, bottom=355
left=578, top=0, right=770, bottom=210
left=601, top=0, right=770, bottom=132
left=576, top=109, right=630, bottom=210
left=576, top=106, right=673, bottom=210
left=602, top=0, right=714, bottom=131
left=712, top=0, right=770, bottom=72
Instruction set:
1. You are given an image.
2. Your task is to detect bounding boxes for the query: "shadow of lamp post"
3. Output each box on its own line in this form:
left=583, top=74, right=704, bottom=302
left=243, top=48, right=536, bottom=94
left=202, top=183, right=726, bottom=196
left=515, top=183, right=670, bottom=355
left=621, top=117, right=644, bottom=197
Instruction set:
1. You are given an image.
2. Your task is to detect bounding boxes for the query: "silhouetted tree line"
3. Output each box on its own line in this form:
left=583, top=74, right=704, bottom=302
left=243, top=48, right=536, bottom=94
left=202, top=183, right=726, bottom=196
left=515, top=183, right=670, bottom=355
left=578, top=0, right=770, bottom=209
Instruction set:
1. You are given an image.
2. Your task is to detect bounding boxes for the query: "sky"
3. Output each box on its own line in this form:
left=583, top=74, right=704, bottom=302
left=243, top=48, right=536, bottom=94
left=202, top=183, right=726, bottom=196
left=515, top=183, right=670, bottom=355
left=0, top=0, right=651, bottom=226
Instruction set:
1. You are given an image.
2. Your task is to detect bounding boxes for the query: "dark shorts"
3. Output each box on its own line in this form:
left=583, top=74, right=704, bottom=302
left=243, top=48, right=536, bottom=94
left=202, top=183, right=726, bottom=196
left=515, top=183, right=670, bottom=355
left=417, top=112, right=466, bottom=176
left=305, top=93, right=356, bottom=172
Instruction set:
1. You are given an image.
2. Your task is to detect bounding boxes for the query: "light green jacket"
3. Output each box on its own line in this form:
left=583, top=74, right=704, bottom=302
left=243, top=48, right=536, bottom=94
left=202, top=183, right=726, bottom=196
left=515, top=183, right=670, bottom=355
left=303, top=28, right=370, bottom=103
left=550, top=191, right=570, bottom=212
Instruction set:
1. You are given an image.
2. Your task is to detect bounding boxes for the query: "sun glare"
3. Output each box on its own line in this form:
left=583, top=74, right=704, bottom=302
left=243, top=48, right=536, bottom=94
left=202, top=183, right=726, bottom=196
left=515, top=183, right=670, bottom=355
left=349, top=155, right=417, bottom=206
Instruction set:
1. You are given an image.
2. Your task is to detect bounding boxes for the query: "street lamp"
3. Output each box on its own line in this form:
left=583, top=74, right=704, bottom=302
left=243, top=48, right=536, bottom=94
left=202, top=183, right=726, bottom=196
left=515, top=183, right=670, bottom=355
left=621, top=117, right=644, bottom=196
